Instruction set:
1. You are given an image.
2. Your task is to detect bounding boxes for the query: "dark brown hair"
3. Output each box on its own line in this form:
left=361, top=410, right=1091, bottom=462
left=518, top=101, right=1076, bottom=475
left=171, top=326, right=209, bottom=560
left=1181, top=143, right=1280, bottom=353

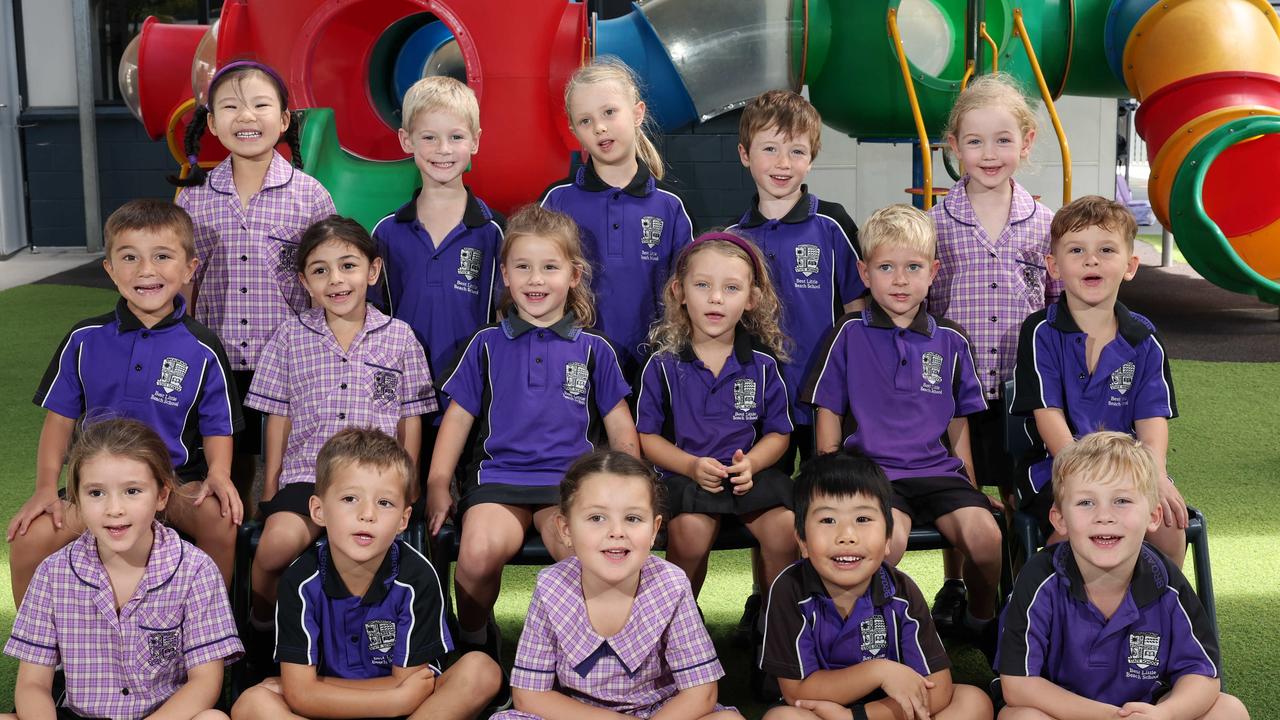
left=314, top=427, right=414, bottom=500
left=1050, top=194, right=1139, bottom=252
left=560, top=450, right=664, bottom=519
left=739, top=89, right=823, bottom=158
left=66, top=417, right=176, bottom=507
left=103, top=199, right=196, bottom=259
left=297, top=215, right=380, bottom=273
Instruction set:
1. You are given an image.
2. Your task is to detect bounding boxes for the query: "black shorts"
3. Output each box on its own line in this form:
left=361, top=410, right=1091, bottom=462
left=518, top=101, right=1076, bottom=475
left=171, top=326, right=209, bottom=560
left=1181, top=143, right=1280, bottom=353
left=663, top=467, right=793, bottom=518
left=776, top=424, right=814, bottom=476
left=457, top=482, right=560, bottom=518
left=258, top=482, right=315, bottom=519
left=890, top=475, right=992, bottom=525
left=967, top=406, right=1013, bottom=491
left=232, top=370, right=265, bottom=455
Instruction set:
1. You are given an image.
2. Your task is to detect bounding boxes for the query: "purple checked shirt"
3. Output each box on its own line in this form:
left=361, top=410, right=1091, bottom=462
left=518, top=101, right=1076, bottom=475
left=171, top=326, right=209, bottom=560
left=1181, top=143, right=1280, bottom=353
left=495, top=555, right=726, bottom=719
left=245, top=305, right=436, bottom=488
left=179, top=152, right=336, bottom=371
left=928, top=177, right=1061, bottom=399
left=4, top=523, right=243, bottom=720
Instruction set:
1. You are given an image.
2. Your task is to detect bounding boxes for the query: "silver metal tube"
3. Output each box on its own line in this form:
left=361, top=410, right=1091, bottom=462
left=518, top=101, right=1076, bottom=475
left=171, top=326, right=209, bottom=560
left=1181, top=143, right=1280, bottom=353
left=1161, top=227, right=1172, bottom=268
left=72, top=0, right=102, bottom=252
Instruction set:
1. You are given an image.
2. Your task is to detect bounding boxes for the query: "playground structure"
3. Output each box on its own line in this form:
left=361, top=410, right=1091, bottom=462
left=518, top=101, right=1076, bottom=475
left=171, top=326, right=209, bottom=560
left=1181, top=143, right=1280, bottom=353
left=120, top=0, right=1280, bottom=304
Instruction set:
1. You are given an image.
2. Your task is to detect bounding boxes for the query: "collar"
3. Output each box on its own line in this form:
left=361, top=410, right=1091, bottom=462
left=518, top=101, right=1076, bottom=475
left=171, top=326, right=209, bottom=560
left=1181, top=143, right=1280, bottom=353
left=798, top=558, right=896, bottom=608
left=576, top=160, right=653, bottom=197
left=114, top=295, right=188, bottom=333
left=863, top=299, right=934, bottom=336
left=208, top=151, right=296, bottom=197
left=675, top=324, right=756, bottom=365
left=737, top=186, right=816, bottom=228
left=1053, top=541, right=1169, bottom=608
left=555, top=556, right=666, bottom=677
left=941, top=176, right=1037, bottom=228
left=392, top=186, right=492, bottom=228
left=501, top=312, right=579, bottom=340
left=299, top=303, right=393, bottom=340
left=319, top=539, right=399, bottom=605
left=68, top=522, right=184, bottom=593
left=1048, top=297, right=1153, bottom=347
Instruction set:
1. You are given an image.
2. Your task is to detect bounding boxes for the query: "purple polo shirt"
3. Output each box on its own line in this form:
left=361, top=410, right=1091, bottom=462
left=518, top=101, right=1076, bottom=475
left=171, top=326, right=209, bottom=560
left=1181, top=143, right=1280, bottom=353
left=761, top=559, right=950, bottom=680
left=540, top=161, right=694, bottom=370
left=179, top=152, right=336, bottom=370
left=729, top=189, right=865, bottom=425
left=370, top=187, right=506, bottom=391
left=928, top=177, right=1061, bottom=399
left=441, top=313, right=631, bottom=488
left=997, top=542, right=1219, bottom=706
left=502, top=555, right=725, bottom=717
left=245, top=305, right=436, bottom=488
left=803, top=302, right=987, bottom=481
left=1011, top=299, right=1177, bottom=494
left=635, top=329, right=793, bottom=477
left=34, top=296, right=242, bottom=474
left=275, top=539, right=452, bottom=678
left=4, top=523, right=243, bottom=720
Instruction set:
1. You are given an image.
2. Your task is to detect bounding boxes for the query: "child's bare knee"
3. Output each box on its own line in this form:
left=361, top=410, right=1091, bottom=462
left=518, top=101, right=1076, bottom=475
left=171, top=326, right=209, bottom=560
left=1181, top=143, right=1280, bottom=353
left=762, top=706, right=816, bottom=720
left=1205, top=693, right=1250, bottom=720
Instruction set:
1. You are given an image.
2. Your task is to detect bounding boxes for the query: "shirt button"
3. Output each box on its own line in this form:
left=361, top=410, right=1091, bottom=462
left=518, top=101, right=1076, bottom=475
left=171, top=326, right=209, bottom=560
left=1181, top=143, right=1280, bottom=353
left=134, top=364, right=143, bottom=371
left=341, top=358, right=348, bottom=363
left=240, top=319, right=248, bottom=325
left=900, top=359, right=908, bottom=366
left=121, top=687, right=129, bottom=696
left=240, top=255, right=248, bottom=262
left=990, top=282, right=998, bottom=289
left=240, top=287, right=248, bottom=294
left=240, top=341, right=248, bottom=348
left=535, top=357, right=543, bottom=364
left=989, top=348, right=997, bottom=354
left=1075, top=337, right=1083, bottom=344
left=898, top=330, right=905, bottom=337
left=340, top=383, right=347, bottom=389
left=141, top=331, right=150, bottom=338
left=989, top=316, right=998, bottom=322
left=1078, top=373, right=1087, bottom=380
left=538, top=331, right=545, bottom=338
left=990, top=369, right=997, bottom=375
left=612, top=223, right=620, bottom=230
left=350, top=635, right=358, bottom=643
left=338, top=412, right=346, bottom=419
left=239, top=360, right=248, bottom=366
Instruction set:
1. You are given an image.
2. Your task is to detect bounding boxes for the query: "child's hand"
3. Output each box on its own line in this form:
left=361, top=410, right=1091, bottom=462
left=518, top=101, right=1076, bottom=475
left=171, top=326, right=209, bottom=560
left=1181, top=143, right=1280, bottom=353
left=194, top=473, right=244, bottom=525
left=1158, top=477, right=1188, bottom=529
left=7, top=489, right=64, bottom=540
left=397, top=666, right=437, bottom=707
left=690, top=457, right=729, bottom=492
left=725, top=449, right=754, bottom=495
left=793, top=698, right=854, bottom=720
left=876, top=659, right=935, bottom=719
left=1117, top=701, right=1172, bottom=719
left=426, top=483, right=454, bottom=536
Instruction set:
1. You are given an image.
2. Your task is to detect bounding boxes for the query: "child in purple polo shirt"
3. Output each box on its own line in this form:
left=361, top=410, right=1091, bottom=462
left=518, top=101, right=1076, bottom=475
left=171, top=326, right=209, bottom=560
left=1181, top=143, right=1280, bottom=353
left=244, top=216, right=435, bottom=635
left=1011, top=196, right=1186, bottom=566
left=426, top=205, right=638, bottom=672
left=541, top=59, right=695, bottom=373
left=637, top=232, right=797, bottom=600
left=996, top=432, right=1247, bottom=719
left=495, top=450, right=741, bottom=720
left=173, top=61, right=336, bottom=502
left=803, top=205, right=1004, bottom=646
left=760, top=451, right=993, bottom=720
left=8, top=199, right=242, bottom=605
left=232, top=428, right=500, bottom=720
left=4, top=418, right=242, bottom=720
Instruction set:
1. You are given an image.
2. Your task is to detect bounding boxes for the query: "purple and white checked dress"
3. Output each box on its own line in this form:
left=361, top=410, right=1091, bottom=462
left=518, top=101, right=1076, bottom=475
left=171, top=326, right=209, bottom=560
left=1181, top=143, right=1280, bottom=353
left=493, top=555, right=729, bottom=719
left=179, top=152, right=336, bottom=371
left=4, top=523, right=242, bottom=719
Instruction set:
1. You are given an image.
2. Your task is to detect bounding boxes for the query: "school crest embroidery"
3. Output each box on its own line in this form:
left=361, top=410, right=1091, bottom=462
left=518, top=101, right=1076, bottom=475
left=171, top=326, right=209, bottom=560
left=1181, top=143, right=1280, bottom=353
left=1127, top=632, right=1161, bottom=669
left=1022, top=263, right=1042, bottom=290
left=733, top=378, right=757, bottom=413
left=146, top=629, right=181, bottom=667
left=365, top=620, right=397, bottom=658
left=457, top=247, right=483, bottom=281
left=921, top=352, right=943, bottom=385
left=156, top=357, right=189, bottom=395
left=860, top=614, right=888, bottom=657
left=794, top=244, right=821, bottom=277
left=640, top=216, right=664, bottom=248
left=1110, top=361, right=1136, bottom=395
left=279, top=243, right=298, bottom=273
left=371, top=369, right=399, bottom=406
left=563, top=361, right=589, bottom=404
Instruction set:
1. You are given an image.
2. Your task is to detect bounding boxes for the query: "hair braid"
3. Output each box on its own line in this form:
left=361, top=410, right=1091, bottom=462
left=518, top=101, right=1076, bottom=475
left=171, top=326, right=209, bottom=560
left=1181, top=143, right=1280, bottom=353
left=167, top=105, right=210, bottom=187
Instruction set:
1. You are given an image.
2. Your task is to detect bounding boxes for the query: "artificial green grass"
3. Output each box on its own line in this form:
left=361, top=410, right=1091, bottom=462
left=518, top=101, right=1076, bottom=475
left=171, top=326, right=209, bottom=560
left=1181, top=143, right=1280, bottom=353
left=1, top=284, right=1278, bottom=716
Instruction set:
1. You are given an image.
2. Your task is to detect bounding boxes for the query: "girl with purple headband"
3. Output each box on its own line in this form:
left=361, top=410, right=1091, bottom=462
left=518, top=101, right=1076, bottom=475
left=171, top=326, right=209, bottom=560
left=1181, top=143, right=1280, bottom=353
left=171, top=60, right=336, bottom=504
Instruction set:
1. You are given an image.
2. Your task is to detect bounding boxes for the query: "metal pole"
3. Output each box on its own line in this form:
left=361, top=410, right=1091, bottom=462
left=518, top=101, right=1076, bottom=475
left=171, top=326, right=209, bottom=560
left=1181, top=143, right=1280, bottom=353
left=968, top=0, right=984, bottom=73
left=71, top=0, right=102, bottom=252
left=1161, top=227, right=1173, bottom=267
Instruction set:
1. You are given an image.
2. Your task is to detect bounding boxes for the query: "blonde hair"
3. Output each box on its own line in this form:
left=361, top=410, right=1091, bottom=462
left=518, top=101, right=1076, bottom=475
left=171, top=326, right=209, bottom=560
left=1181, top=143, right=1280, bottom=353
left=315, top=427, right=414, bottom=500
left=1050, top=194, right=1138, bottom=253
left=66, top=417, right=176, bottom=508
left=499, top=205, right=596, bottom=327
left=859, top=204, right=937, bottom=259
left=648, top=232, right=789, bottom=361
left=1051, top=431, right=1160, bottom=510
left=943, top=72, right=1038, bottom=165
left=739, top=89, right=823, bottom=159
left=400, top=76, right=479, bottom=134
left=564, top=58, right=665, bottom=180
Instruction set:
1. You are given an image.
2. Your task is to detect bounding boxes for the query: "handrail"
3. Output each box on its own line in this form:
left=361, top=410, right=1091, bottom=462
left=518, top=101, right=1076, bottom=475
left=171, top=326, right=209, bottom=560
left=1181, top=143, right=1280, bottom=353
left=887, top=8, right=934, bottom=209
left=1013, top=8, right=1071, bottom=204
left=980, top=21, right=999, bottom=73
left=961, top=58, right=976, bottom=91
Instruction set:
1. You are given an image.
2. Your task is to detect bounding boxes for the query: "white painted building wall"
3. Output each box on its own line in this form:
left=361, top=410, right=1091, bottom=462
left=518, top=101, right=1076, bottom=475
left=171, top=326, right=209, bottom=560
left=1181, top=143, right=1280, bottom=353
left=21, top=0, right=77, bottom=107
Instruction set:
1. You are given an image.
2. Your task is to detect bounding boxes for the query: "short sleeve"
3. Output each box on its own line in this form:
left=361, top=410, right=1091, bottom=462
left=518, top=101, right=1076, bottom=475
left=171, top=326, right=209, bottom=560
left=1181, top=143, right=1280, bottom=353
left=33, top=327, right=87, bottom=419
left=1012, top=313, right=1062, bottom=414
left=634, top=355, right=668, bottom=435
left=508, top=581, right=559, bottom=691
left=368, top=220, right=392, bottom=311
left=1133, top=330, right=1178, bottom=421
left=826, top=205, right=866, bottom=303
left=191, top=324, right=244, bottom=436
left=274, top=559, right=321, bottom=667
left=949, top=333, right=988, bottom=417
left=661, top=574, right=724, bottom=690
left=311, top=182, right=338, bottom=221
left=761, top=356, right=795, bottom=436
left=181, top=551, right=244, bottom=669
left=802, top=321, right=852, bottom=415
left=394, top=544, right=452, bottom=667
left=398, top=330, right=439, bottom=417
left=893, top=572, right=951, bottom=676
left=1163, top=564, right=1220, bottom=683
left=589, top=337, right=631, bottom=414
left=995, top=552, right=1057, bottom=678
left=245, top=321, right=294, bottom=416
left=3, top=556, right=61, bottom=666
left=759, top=565, right=816, bottom=680
left=440, top=330, right=488, bottom=417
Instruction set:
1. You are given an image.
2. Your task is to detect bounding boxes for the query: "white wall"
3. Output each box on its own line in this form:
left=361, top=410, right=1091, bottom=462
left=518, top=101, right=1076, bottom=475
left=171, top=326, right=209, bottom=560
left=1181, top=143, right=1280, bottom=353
left=21, top=0, right=77, bottom=107
left=807, top=95, right=1119, bottom=225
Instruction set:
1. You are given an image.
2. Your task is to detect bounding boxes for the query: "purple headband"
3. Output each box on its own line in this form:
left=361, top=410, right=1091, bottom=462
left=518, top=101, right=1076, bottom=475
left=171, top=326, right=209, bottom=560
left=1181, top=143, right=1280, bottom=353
left=686, top=231, right=763, bottom=281
left=203, top=60, right=289, bottom=112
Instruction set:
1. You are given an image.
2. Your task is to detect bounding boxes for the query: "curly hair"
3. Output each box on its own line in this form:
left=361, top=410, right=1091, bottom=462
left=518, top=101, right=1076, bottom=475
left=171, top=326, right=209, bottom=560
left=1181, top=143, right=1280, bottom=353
left=647, top=232, right=788, bottom=361
left=498, top=205, right=596, bottom=328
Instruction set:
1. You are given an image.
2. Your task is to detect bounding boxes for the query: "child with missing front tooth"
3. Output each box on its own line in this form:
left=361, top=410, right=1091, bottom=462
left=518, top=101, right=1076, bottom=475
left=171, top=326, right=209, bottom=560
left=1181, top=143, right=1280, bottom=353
left=995, top=432, right=1247, bottom=720
left=759, top=451, right=992, bottom=720
left=232, top=427, right=501, bottom=720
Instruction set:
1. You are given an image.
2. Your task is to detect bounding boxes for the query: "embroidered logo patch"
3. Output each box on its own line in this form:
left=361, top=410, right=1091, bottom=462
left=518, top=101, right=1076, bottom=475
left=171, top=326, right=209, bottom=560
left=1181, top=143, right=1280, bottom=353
left=146, top=629, right=181, bottom=667
left=1022, top=263, right=1042, bottom=291
left=458, top=247, right=483, bottom=281
left=371, top=369, right=400, bottom=406
left=860, top=613, right=888, bottom=657
left=365, top=619, right=397, bottom=658
left=279, top=243, right=298, bottom=274
left=733, top=378, right=757, bottom=413
left=156, top=357, right=189, bottom=395
left=1127, top=631, right=1161, bottom=669
left=1110, top=361, right=1136, bottom=395
left=563, top=361, right=589, bottom=404
left=640, top=216, right=664, bottom=248
left=794, top=244, right=821, bottom=277
left=921, top=352, right=943, bottom=385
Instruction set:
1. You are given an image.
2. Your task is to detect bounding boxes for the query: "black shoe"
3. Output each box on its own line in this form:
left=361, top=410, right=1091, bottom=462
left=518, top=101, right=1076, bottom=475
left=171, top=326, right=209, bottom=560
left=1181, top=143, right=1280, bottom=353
left=976, top=617, right=1000, bottom=667
left=458, top=616, right=502, bottom=664
left=931, top=579, right=967, bottom=635
left=733, top=592, right=762, bottom=647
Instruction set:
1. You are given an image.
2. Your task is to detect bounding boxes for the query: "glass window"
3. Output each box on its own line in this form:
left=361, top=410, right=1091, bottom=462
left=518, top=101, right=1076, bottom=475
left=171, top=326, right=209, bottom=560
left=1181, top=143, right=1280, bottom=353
left=92, top=0, right=222, bottom=103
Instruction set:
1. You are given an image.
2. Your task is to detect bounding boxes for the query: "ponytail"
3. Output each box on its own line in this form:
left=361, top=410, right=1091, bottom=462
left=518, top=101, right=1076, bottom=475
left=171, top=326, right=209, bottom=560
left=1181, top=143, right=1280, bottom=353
left=636, top=129, right=665, bottom=181
left=285, top=110, right=305, bottom=170
left=168, top=104, right=211, bottom=187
